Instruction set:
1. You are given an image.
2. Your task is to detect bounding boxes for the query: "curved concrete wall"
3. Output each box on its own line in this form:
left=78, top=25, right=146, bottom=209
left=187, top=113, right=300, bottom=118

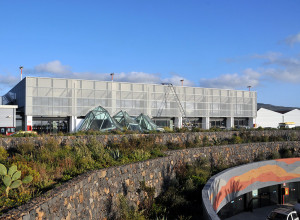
left=202, top=158, right=300, bottom=220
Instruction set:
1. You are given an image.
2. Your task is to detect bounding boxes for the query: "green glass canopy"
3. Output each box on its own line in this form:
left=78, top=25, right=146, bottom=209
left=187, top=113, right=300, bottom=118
left=113, top=110, right=143, bottom=132
left=135, top=113, right=158, bottom=131
left=78, top=106, right=123, bottom=131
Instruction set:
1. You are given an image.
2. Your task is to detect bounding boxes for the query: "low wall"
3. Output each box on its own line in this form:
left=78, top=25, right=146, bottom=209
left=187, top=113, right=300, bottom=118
left=0, top=130, right=299, bottom=150
left=202, top=157, right=300, bottom=220
left=2, top=141, right=300, bottom=219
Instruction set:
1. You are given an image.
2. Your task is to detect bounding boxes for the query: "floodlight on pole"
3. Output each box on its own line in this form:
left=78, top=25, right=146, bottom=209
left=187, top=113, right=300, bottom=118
left=19, top=66, right=23, bottom=80
left=110, top=73, right=114, bottom=82
left=247, top=85, right=252, bottom=92
left=180, top=79, right=184, bottom=86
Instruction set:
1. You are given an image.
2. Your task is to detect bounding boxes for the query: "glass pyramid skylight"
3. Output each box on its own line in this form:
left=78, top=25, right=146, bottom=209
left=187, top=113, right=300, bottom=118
left=113, top=110, right=143, bottom=132
left=78, top=106, right=123, bottom=131
left=135, top=113, right=158, bottom=131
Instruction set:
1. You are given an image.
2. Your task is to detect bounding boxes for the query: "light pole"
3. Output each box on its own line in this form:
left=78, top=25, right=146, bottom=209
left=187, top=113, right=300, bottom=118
left=247, top=85, right=252, bottom=92
left=110, top=73, right=114, bottom=82
left=180, top=79, right=184, bottom=86
left=19, top=66, right=23, bottom=80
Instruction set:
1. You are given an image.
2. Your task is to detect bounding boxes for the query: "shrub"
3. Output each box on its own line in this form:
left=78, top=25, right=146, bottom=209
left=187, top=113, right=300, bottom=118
left=268, top=151, right=280, bottom=160
left=0, top=148, right=8, bottom=163
left=0, top=164, right=33, bottom=197
left=116, top=194, right=145, bottom=220
left=163, top=127, right=173, bottom=133
left=254, top=152, right=265, bottom=162
left=279, top=148, right=294, bottom=158
left=202, top=136, right=210, bottom=147
left=231, top=135, right=243, bottom=144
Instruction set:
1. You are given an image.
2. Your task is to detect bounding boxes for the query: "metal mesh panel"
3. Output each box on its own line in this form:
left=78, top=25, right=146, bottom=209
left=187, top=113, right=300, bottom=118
left=24, top=77, right=257, bottom=118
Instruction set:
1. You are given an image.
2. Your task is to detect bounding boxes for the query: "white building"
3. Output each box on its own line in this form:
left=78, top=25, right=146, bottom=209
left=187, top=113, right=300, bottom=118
left=3, top=77, right=257, bottom=133
left=284, top=109, right=300, bottom=127
left=255, top=108, right=300, bottom=128
left=0, top=105, right=18, bottom=135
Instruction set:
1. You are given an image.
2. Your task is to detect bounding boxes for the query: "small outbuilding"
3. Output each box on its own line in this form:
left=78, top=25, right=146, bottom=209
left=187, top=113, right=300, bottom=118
left=0, top=105, right=18, bottom=135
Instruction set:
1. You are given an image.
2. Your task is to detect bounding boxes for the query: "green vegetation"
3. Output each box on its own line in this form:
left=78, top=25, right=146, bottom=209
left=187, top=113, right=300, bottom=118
left=0, top=136, right=168, bottom=214
left=0, top=164, right=33, bottom=197
left=0, top=130, right=299, bottom=215
left=0, top=126, right=299, bottom=138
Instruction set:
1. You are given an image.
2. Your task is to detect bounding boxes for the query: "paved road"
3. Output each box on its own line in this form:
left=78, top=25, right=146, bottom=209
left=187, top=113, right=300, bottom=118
left=225, top=205, right=276, bottom=220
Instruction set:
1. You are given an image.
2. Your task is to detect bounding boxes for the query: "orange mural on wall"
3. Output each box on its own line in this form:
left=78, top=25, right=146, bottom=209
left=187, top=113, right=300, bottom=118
left=275, top=158, right=300, bottom=164
left=212, top=159, right=300, bottom=211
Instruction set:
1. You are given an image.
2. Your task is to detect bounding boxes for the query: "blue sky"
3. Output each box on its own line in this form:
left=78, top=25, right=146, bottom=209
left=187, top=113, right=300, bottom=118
left=1, top=0, right=300, bottom=106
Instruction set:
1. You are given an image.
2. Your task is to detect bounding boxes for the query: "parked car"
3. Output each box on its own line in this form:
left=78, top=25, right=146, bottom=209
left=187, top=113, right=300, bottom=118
left=266, top=207, right=299, bottom=220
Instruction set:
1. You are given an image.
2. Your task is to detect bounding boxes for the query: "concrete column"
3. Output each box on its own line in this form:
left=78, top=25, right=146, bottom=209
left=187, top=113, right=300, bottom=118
left=146, top=85, right=151, bottom=116
left=69, top=116, right=77, bottom=133
left=202, top=117, right=210, bottom=130
left=111, top=82, right=117, bottom=115
left=174, top=117, right=183, bottom=128
left=248, top=117, right=254, bottom=128
left=25, top=116, right=32, bottom=131
left=226, top=117, right=234, bottom=129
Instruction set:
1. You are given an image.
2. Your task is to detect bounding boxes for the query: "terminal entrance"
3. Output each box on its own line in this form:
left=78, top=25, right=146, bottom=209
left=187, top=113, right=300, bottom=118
left=234, top=117, right=249, bottom=128
left=32, top=117, right=69, bottom=134
left=210, top=117, right=226, bottom=128
left=218, top=182, right=300, bottom=219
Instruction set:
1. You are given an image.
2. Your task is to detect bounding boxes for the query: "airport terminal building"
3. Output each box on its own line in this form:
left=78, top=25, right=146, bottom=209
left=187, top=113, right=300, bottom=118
left=2, top=77, right=257, bottom=133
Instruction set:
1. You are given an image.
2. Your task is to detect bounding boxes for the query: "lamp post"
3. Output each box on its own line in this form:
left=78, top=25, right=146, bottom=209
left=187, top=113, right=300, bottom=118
left=110, top=73, right=114, bottom=82
left=19, top=66, right=23, bottom=80
left=180, top=79, right=184, bottom=86
left=247, top=85, right=252, bottom=92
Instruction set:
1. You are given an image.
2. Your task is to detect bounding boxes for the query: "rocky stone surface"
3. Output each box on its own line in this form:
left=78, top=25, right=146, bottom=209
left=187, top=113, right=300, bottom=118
left=0, top=130, right=299, bottom=150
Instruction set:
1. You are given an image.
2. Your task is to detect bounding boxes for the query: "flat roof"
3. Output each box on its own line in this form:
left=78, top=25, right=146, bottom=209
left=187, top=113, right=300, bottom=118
left=24, top=76, right=257, bottom=93
left=0, top=105, right=18, bottom=109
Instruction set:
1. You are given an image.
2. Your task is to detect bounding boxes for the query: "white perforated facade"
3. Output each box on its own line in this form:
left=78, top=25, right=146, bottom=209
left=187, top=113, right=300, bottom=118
left=4, top=77, right=257, bottom=132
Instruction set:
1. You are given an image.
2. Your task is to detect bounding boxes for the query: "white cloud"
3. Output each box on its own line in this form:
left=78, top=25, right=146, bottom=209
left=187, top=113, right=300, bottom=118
left=26, top=60, right=194, bottom=86
left=199, top=68, right=261, bottom=89
left=162, top=74, right=195, bottom=86
left=0, top=74, right=19, bottom=90
left=34, top=60, right=72, bottom=75
left=253, top=52, right=300, bottom=83
left=114, top=72, right=161, bottom=84
left=285, top=32, right=300, bottom=46
left=252, top=52, right=282, bottom=62
left=263, top=68, right=300, bottom=83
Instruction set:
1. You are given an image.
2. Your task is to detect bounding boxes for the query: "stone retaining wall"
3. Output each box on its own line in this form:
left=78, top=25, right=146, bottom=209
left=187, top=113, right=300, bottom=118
left=2, top=141, right=300, bottom=219
left=0, top=130, right=299, bottom=150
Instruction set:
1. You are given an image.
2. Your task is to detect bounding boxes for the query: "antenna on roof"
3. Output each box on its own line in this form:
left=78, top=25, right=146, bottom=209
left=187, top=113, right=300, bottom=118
left=19, top=66, right=23, bottom=80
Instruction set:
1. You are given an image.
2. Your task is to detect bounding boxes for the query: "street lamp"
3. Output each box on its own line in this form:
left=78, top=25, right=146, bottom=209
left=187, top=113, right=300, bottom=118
left=19, top=66, right=23, bottom=80
left=247, top=86, right=252, bottom=92
left=110, top=73, right=114, bottom=82
left=180, top=79, right=184, bottom=86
